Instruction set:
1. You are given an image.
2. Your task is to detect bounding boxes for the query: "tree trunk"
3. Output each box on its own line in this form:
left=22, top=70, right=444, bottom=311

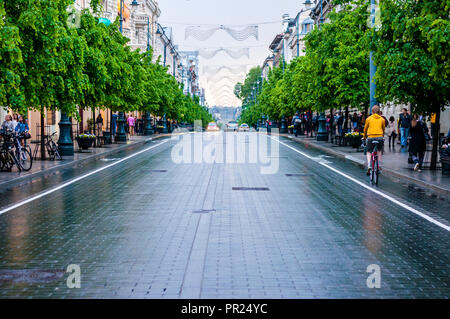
left=40, top=110, right=45, bottom=160
left=344, top=106, right=349, bottom=133
left=430, top=108, right=441, bottom=170
left=79, top=108, right=83, bottom=135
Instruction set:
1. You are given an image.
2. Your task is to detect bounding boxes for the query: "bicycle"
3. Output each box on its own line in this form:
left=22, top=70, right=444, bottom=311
left=14, top=132, right=33, bottom=171
left=364, top=138, right=383, bottom=185
left=45, top=132, right=62, bottom=161
left=0, top=132, right=23, bottom=172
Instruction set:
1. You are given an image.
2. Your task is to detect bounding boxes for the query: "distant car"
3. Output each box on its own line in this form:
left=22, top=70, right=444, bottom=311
left=226, top=121, right=239, bottom=132
left=239, top=123, right=249, bottom=132
left=207, top=122, right=220, bottom=132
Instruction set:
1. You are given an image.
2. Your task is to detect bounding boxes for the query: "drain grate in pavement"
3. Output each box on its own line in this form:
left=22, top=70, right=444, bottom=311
left=191, top=209, right=216, bottom=214
left=0, top=269, right=65, bottom=284
left=285, top=173, right=314, bottom=177
left=232, top=187, right=270, bottom=191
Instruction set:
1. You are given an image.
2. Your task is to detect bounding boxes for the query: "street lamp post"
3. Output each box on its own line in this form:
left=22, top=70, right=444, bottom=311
left=115, top=0, right=127, bottom=142
left=144, top=15, right=154, bottom=136
left=369, top=0, right=377, bottom=115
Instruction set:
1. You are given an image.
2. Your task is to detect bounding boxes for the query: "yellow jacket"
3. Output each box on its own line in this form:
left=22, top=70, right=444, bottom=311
left=364, top=114, right=385, bottom=138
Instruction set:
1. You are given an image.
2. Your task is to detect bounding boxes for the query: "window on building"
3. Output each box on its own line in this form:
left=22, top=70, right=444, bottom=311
left=46, top=110, right=56, bottom=126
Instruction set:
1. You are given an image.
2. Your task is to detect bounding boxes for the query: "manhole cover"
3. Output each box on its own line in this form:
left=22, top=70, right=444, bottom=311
left=285, top=173, right=314, bottom=177
left=0, top=269, right=65, bottom=284
left=232, top=187, right=270, bottom=191
left=191, top=209, right=216, bottom=214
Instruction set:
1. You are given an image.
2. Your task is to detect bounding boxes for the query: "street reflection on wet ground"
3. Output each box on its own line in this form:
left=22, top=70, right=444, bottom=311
left=0, top=133, right=448, bottom=298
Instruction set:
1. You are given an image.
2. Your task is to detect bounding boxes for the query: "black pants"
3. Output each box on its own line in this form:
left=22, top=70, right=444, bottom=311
left=389, top=132, right=397, bottom=147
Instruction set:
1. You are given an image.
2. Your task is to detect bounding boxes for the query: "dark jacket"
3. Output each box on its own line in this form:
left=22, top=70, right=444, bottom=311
left=409, top=121, right=427, bottom=153
left=399, top=113, right=411, bottom=128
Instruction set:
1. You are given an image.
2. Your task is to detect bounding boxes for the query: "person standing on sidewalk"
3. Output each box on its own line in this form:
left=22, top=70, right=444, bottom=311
left=409, top=114, right=428, bottom=172
left=399, top=108, right=412, bottom=149
left=96, top=114, right=103, bottom=137
left=1, top=115, right=14, bottom=133
left=292, top=112, right=301, bottom=137
left=387, top=116, right=397, bottom=148
left=127, top=114, right=135, bottom=138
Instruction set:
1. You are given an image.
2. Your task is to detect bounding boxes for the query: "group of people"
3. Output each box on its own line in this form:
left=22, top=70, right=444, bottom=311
left=291, top=112, right=316, bottom=137
left=1, top=114, right=30, bottom=137
left=1, top=114, right=30, bottom=148
left=364, top=106, right=431, bottom=173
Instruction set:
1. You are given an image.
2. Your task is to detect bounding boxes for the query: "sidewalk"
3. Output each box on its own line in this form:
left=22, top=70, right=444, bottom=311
left=0, top=134, right=169, bottom=188
left=283, top=134, right=450, bottom=195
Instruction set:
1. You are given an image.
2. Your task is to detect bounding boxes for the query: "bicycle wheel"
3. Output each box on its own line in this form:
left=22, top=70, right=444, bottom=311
left=17, top=148, right=32, bottom=171
left=370, top=155, right=377, bottom=185
left=374, top=157, right=379, bottom=185
left=10, top=151, right=22, bottom=172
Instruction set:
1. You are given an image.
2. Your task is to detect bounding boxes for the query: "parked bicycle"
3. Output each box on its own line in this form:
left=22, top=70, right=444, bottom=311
left=45, top=132, right=62, bottom=161
left=0, top=131, right=32, bottom=172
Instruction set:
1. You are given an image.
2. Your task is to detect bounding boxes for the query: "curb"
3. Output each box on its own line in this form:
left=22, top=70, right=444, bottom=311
left=0, top=134, right=170, bottom=189
left=286, top=135, right=450, bottom=196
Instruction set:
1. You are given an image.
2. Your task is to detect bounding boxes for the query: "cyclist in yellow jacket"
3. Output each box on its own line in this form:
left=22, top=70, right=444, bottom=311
left=364, top=105, right=386, bottom=175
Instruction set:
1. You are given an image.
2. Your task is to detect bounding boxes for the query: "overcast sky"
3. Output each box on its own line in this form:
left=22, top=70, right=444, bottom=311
left=158, top=0, right=308, bottom=107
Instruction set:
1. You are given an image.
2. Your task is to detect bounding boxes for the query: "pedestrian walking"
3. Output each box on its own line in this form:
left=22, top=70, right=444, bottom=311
left=351, top=112, right=358, bottom=132
left=337, top=112, right=344, bottom=136
left=409, top=114, right=428, bottom=172
left=399, top=108, right=412, bottom=149
left=96, top=113, right=103, bottom=137
left=127, top=114, right=135, bottom=137
left=292, top=112, right=301, bottom=137
left=111, top=112, right=118, bottom=139
left=387, top=116, right=397, bottom=148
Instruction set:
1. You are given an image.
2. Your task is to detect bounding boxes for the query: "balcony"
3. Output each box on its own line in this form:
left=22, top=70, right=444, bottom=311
left=134, top=14, right=149, bottom=26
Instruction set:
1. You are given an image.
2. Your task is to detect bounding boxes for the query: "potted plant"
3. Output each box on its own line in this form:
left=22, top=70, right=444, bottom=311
left=345, top=132, right=363, bottom=148
left=75, top=133, right=96, bottom=150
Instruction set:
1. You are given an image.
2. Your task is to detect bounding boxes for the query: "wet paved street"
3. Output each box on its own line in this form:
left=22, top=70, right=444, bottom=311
left=0, top=133, right=448, bottom=298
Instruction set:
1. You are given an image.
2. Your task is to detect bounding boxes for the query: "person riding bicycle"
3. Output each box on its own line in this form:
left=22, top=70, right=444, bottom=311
left=363, top=105, right=385, bottom=176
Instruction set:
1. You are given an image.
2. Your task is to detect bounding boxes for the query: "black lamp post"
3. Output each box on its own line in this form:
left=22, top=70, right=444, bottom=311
left=115, top=0, right=127, bottom=142
left=58, top=112, right=74, bottom=156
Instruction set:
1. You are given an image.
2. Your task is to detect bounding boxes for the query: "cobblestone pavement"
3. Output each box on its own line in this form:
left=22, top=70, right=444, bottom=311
left=0, top=133, right=448, bottom=298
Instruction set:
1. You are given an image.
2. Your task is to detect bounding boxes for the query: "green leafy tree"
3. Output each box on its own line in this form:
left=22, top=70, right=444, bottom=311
left=0, top=0, right=24, bottom=112
left=371, top=0, right=450, bottom=169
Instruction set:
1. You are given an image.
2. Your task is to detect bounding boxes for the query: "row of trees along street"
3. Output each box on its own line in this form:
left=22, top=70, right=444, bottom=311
left=0, top=0, right=213, bottom=156
left=235, top=0, right=449, bottom=170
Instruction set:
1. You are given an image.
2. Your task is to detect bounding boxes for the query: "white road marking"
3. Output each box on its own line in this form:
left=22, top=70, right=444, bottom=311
left=273, top=136, right=450, bottom=232
left=0, top=139, right=171, bottom=216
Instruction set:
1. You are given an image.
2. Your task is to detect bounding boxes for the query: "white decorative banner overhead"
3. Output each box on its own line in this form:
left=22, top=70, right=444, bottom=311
left=185, top=25, right=258, bottom=41
left=203, top=65, right=247, bottom=75
left=199, top=48, right=250, bottom=59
